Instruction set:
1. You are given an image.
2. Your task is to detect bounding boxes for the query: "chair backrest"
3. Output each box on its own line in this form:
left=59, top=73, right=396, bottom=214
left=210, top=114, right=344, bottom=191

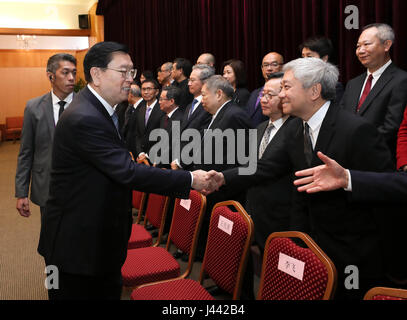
left=364, top=287, right=407, bottom=300
left=199, top=201, right=253, bottom=300
left=133, top=158, right=150, bottom=224
left=6, top=116, right=23, bottom=129
left=257, top=231, right=337, bottom=300
left=142, top=193, right=169, bottom=246
left=166, top=190, right=206, bottom=278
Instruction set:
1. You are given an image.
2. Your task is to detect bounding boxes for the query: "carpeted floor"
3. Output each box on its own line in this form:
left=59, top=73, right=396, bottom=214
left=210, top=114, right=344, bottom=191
left=0, top=141, right=48, bottom=300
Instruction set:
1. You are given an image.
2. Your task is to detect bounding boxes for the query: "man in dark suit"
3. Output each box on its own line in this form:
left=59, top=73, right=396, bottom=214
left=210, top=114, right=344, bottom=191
left=127, top=79, right=165, bottom=158
left=246, top=52, right=284, bottom=127
left=245, top=73, right=293, bottom=252
left=340, top=23, right=407, bottom=159
left=181, top=64, right=214, bottom=136
left=38, top=41, right=210, bottom=300
left=15, top=53, right=77, bottom=218
left=206, top=58, right=394, bottom=299
left=172, top=58, right=194, bottom=112
left=116, top=82, right=143, bottom=136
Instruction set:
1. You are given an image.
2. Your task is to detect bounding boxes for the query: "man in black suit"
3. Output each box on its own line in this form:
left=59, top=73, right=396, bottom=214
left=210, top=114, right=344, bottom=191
left=206, top=58, right=394, bottom=299
left=181, top=64, right=214, bottom=136
left=340, top=23, right=407, bottom=158
left=172, top=58, right=194, bottom=112
left=38, top=41, right=210, bottom=300
left=246, top=52, right=284, bottom=127
left=245, top=73, right=293, bottom=252
left=127, top=79, right=165, bottom=158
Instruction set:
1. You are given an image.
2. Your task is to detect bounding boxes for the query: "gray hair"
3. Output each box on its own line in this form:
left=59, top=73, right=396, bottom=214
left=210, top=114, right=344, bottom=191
left=283, top=58, right=338, bottom=101
left=192, top=64, right=215, bottom=81
left=130, top=84, right=141, bottom=97
left=162, top=62, right=173, bottom=72
left=362, top=23, right=395, bottom=43
left=203, top=75, right=234, bottom=98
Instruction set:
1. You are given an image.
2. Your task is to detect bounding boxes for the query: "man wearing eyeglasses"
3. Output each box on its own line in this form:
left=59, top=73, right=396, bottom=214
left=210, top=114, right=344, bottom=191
left=38, top=42, right=210, bottom=300
left=246, top=52, right=284, bottom=127
left=15, top=53, right=77, bottom=219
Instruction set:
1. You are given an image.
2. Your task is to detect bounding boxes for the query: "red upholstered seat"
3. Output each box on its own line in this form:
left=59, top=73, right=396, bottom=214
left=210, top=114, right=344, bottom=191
left=122, top=191, right=206, bottom=288
left=127, top=193, right=169, bottom=249
left=132, top=190, right=143, bottom=209
left=130, top=201, right=253, bottom=300
left=122, top=247, right=180, bottom=286
left=127, top=224, right=152, bottom=249
left=364, top=287, right=407, bottom=300
left=130, top=278, right=214, bottom=300
left=257, top=232, right=337, bottom=300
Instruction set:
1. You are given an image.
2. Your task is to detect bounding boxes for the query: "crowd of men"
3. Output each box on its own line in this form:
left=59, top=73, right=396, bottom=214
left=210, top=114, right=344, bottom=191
left=15, top=22, right=407, bottom=300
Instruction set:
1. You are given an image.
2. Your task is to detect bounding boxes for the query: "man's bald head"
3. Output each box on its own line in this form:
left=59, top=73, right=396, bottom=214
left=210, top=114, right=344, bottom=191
left=261, top=52, right=284, bottom=81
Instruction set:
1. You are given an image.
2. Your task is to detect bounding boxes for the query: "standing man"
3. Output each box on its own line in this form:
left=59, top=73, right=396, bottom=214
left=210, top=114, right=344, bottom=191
left=206, top=58, right=394, bottom=300
left=157, top=62, right=173, bottom=88
left=172, top=58, right=194, bottom=112
left=15, top=53, right=77, bottom=218
left=340, top=23, right=407, bottom=158
left=246, top=52, right=284, bottom=127
left=38, top=41, right=209, bottom=300
left=196, top=53, right=216, bottom=68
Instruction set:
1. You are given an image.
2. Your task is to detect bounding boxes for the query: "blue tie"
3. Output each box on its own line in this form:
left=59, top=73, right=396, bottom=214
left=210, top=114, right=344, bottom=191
left=112, top=112, right=120, bottom=136
left=188, top=99, right=198, bottom=119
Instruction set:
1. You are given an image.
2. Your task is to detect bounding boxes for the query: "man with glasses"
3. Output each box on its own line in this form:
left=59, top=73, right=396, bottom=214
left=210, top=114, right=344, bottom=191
left=246, top=52, right=284, bottom=127
left=15, top=53, right=77, bottom=218
left=157, top=62, right=173, bottom=88
left=38, top=41, right=210, bottom=300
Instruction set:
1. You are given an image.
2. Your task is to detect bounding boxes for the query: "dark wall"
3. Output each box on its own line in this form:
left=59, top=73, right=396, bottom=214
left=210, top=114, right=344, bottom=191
left=97, top=0, right=407, bottom=91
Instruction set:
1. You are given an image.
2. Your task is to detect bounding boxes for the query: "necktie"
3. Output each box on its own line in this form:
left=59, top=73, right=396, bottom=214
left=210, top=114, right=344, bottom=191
left=357, top=74, right=373, bottom=112
left=163, top=115, right=169, bottom=129
left=304, top=122, right=313, bottom=166
left=112, top=111, right=120, bottom=133
left=258, top=122, right=274, bottom=159
left=58, top=101, right=66, bottom=120
left=188, top=99, right=198, bottom=119
left=145, top=106, right=152, bottom=126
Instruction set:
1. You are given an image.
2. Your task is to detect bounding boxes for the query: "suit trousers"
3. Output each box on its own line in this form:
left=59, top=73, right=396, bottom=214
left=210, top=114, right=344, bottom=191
left=47, top=270, right=122, bottom=300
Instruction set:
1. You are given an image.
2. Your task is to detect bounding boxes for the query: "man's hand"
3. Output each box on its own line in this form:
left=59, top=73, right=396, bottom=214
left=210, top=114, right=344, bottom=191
left=16, top=197, right=31, bottom=217
left=171, top=160, right=180, bottom=170
left=200, top=170, right=225, bottom=195
left=191, top=170, right=210, bottom=192
left=293, top=151, right=348, bottom=193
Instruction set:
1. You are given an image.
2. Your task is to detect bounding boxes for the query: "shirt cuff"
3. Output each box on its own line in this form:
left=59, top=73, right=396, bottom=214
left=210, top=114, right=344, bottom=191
left=190, top=172, right=194, bottom=187
left=174, top=159, right=182, bottom=169
left=344, top=169, right=352, bottom=192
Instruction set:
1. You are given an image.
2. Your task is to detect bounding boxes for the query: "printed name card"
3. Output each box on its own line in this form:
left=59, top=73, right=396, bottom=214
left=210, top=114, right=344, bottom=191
left=277, top=252, right=305, bottom=281
left=218, top=215, right=234, bottom=235
left=180, top=199, right=191, bottom=211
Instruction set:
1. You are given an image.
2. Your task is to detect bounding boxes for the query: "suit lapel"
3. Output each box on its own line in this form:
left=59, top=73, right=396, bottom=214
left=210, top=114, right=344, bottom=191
left=358, top=64, right=395, bottom=115
left=313, top=103, right=337, bottom=165
left=350, top=74, right=366, bottom=111
left=43, top=93, right=55, bottom=137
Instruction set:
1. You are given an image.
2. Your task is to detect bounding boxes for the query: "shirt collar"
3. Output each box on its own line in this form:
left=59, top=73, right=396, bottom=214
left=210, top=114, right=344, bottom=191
left=87, top=84, right=116, bottom=116
left=367, top=59, right=392, bottom=79
left=194, top=95, right=203, bottom=104
left=168, top=107, right=179, bottom=118
left=146, top=99, right=157, bottom=110
left=269, top=115, right=289, bottom=130
left=51, top=91, right=73, bottom=106
left=305, top=101, right=331, bottom=132
left=212, top=100, right=231, bottom=119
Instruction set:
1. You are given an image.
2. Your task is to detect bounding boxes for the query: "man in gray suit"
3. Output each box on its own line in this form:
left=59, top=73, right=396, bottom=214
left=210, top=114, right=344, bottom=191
left=15, top=53, right=77, bottom=217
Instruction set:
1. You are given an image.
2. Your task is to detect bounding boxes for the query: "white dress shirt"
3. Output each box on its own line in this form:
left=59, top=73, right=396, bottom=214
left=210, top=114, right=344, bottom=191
left=359, top=59, right=392, bottom=99
left=52, top=91, right=73, bottom=125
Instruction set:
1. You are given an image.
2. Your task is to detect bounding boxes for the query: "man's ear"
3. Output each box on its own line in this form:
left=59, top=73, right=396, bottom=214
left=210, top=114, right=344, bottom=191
left=383, top=40, right=393, bottom=53
left=90, top=67, right=101, bottom=86
left=310, top=83, right=322, bottom=101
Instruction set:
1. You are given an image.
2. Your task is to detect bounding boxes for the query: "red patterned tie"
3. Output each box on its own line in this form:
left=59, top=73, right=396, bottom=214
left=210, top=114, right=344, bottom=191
left=357, top=74, right=373, bottom=112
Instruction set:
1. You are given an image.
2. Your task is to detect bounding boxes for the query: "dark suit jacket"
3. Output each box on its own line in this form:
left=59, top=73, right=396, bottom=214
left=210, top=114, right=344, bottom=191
left=38, top=87, right=191, bottom=276
left=245, top=117, right=294, bottom=250
left=181, top=100, right=212, bottom=135
left=223, top=102, right=394, bottom=280
left=175, top=78, right=194, bottom=112
left=233, top=87, right=250, bottom=108
left=128, top=99, right=165, bottom=156
left=340, top=62, right=407, bottom=158
left=245, top=87, right=268, bottom=128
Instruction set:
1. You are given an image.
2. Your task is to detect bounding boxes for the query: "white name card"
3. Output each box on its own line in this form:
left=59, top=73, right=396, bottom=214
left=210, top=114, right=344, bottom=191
left=218, top=215, right=234, bottom=235
left=277, top=252, right=305, bottom=281
left=180, top=199, right=191, bottom=211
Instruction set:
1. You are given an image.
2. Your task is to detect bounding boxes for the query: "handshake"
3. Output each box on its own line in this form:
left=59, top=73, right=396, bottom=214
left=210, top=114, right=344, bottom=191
left=191, top=170, right=225, bottom=195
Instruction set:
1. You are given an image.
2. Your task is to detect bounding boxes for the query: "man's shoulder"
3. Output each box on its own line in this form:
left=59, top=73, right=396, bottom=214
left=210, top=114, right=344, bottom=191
left=26, top=92, right=51, bottom=108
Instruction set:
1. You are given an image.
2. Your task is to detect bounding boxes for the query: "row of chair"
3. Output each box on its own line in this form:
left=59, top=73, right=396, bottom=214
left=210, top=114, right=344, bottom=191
left=123, top=160, right=407, bottom=300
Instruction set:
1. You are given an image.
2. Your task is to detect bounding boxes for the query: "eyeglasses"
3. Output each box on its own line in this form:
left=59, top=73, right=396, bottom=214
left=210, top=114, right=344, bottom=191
left=159, top=97, right=171, bottom=101
left=141, top=87, right=158, bottom=92
left=262, top=62, right=282, bottom=68
left=259, top=91, right=280, bottom=101
left=105, top=68, right=137, bottom=79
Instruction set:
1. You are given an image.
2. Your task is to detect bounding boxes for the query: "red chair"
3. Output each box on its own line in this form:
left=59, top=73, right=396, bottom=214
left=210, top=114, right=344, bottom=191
left=130, top=200, right=254, bottom=300
left=257, top=231, right=337, bottom=300
left=122, top=190, right=206, bottom=288
left=364, top=287, right=407, bottom=300
left=5, top=117, right=23, bottom=143
left=127, top=193, right=170, bottom=249
left=132, top=190, right=147, bottom=224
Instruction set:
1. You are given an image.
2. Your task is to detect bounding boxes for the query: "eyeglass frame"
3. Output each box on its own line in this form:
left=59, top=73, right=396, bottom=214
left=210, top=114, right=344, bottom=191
left=259, top=90, right=280, bottom=101
left=104, top=67, right=137, bottom=79
left=261, top=62, right=283, bottom=68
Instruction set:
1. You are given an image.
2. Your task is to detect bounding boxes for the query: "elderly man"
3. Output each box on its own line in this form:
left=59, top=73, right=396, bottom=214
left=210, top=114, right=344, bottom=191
left=246, top=52, right=284, bottom=127
left=340, top=23, right=407, bottom=159
left=15, top=53, right=77, bottom=218
left=157, top=62, right=173, bottom=88
left=38, top=41, right=209, bottom=300
left=207, top=58, right=394, bottom=300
